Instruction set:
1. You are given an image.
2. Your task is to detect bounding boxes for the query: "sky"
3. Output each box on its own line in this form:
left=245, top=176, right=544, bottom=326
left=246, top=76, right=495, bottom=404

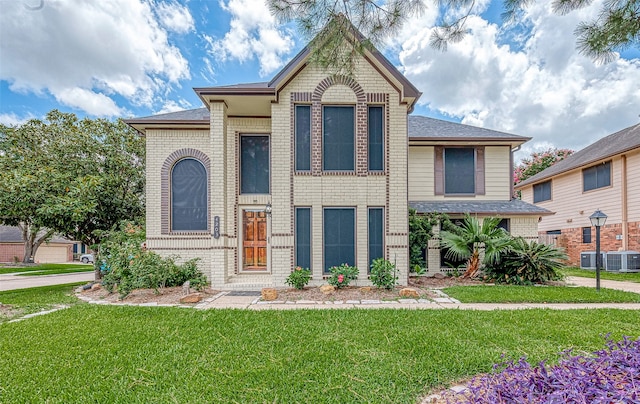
left=1, top=0, right=639, bottom=159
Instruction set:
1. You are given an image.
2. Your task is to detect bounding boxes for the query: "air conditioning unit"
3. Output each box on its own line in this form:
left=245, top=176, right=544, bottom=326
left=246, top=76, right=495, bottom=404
left=605, top=251, right=640, bottom=272
left=580, top=252, right=606, bottom=270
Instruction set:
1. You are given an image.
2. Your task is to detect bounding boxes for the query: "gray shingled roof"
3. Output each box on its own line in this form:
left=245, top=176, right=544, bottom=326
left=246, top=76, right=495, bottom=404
left=517, top=122, right=640, bottom=188
left=408, top=116, right=530, bottom=141
left=409, top=199, right=552, bottom=215
left=127, top=107, right=209, bottom=122
left=0, top=226, right=73, bottom=243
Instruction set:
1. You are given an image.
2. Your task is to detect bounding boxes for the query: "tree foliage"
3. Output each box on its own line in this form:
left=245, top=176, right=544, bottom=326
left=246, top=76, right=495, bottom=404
left=0, top=110, right=144, bottom=262
left=270, top=0, right=639, bottom=75
left=514, top=147, right=573, bottom=185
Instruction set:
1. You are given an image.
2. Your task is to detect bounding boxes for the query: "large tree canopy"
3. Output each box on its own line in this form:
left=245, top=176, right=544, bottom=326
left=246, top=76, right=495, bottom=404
left=0, top=110, right=144, bottom=263
left=269, top=0, right=640, bottom=73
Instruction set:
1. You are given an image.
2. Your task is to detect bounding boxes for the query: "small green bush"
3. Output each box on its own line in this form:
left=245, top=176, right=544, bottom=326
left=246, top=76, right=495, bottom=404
left=327, top=263, right=359, bottom=288
left=370, top=258, right=398, bottom=290
left=486, top=237, right=567, bottom=285
left=98, top=221, right=207, bottom=297
left=285, top=267, right=312, bottom=289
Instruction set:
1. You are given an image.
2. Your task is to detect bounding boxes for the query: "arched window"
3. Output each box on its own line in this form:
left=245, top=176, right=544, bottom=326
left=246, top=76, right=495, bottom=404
left=171, top=158, right=207, bottom=231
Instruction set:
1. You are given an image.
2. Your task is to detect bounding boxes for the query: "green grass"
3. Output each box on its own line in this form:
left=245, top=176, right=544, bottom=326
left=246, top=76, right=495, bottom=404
left=443, top=285, right=640, bottom=303
left=562, top=267, right=640, bottom=283
left=0, top=306, right=639, bottom=403
left=0, top=283, right=84, bottom=322
left=0, top=263, right=92, bottom=276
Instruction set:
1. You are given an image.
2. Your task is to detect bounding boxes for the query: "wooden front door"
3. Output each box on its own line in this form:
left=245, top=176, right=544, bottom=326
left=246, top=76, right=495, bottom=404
left=242, top=210, right=267, bottom=271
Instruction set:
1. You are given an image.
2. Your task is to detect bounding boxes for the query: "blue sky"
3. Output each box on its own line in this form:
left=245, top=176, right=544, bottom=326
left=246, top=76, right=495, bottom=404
left=1, top=0, right=639, bottom=157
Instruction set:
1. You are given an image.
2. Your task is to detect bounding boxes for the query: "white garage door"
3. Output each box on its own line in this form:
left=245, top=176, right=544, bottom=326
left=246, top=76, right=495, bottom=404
left=35, top=245, right=70, bottom=263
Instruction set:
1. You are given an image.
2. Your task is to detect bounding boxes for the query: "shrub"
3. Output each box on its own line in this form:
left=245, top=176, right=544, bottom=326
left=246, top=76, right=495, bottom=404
left=285, top=267, right=312, bottom=289
left=327, top=263, right=359, bottom=288
left=485, top=237, right=566, bottom=285
left=369, top=258, right=397, bottom=289
left=445, top=336, right=640, bottom=403
left=98, top=221, right=207, bottom=297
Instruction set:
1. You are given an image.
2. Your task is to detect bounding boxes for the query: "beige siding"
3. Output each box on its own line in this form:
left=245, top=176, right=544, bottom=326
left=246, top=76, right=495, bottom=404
left=408, top=145, right=511, bottom=201
left=527, top=157, right=623, bottom=232
left=626, top=149, right=640, bottom=222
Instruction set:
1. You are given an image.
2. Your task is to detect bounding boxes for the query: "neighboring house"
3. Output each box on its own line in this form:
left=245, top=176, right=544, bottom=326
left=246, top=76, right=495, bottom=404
left=126, top=29, right=546, bottom=288
left=407, top=117, right=551, bottom=273
left=0, top=225, right=74, bottom=263
left=515, top=123, right=640, bottom=265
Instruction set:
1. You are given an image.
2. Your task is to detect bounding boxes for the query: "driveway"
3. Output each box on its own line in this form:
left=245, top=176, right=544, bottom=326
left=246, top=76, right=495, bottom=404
left=0, top=272, right=94, bottom=291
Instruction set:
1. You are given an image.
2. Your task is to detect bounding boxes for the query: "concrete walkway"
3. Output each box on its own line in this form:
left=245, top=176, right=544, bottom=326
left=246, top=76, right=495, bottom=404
left=565, top=276, right=640, bottom=294
left=0, top=272, right=95, bottom=291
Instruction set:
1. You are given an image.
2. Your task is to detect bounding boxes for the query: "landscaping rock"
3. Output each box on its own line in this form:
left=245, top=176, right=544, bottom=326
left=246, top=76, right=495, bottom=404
left=261, top=288, right=278, bottom=301
left=359, top=286, right=372, bottom=292
left=179, top=293, right=203, bottom=304
left=433, top=273, right=446, bottom=279
left=90, top=283, right=101, bottom=291
left=320, top=285, right=336, bottom=295
left=399, top=288, right=420, bottom=298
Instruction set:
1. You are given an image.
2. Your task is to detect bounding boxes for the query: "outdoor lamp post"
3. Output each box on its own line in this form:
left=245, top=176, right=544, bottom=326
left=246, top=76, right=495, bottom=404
left=589, top=209, right=608, bottom=291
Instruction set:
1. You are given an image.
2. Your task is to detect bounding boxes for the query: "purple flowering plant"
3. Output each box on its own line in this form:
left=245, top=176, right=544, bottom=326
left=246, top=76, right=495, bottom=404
left=445, top=335, right=640, bottom=403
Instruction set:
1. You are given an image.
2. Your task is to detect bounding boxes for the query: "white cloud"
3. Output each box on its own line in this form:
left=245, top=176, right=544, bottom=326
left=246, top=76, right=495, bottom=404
left=0, top=112, right=35, bottom=126
left=398, top=1, right=640, bottom=152
left=0, top=0, right=192, bottom=116
left=156, top=98, right=193, bottom=114
left=155, top=0, right=195, bottom=33
left=208, top=0, right=294, bottom=77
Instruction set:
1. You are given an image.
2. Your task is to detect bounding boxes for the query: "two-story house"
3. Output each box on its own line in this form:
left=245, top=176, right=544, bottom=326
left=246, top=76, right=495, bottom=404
left=127, top=29, right=547, bottom=289
left=515, top=123, right=640, bottom=265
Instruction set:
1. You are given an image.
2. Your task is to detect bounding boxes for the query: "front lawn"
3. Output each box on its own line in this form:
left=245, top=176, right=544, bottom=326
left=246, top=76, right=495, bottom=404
left=1, top=306, right=639, bottom=403
left=0, top=263, right=93, bottom=276
left=443, top=285, right=640, bottom=303
left=562, top=267, right=640, bottom=283
left=0, top=283, right=84, bottom=322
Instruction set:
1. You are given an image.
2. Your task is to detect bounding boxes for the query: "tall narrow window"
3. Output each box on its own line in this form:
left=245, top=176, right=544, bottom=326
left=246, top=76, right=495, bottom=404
left=533, top=180, right=552, bottom=203
left=444, top=148, right=475, bottom=194
left=323, top=208, right=355, bottom=274
left=240, top=135, right=270, bottom=194
left=497, top=219, right=510, bottom=233
left=171, top=158, right=207, bottom=231
left=583, top=161, right=611, bottom=192
left=582, top=227, right=592, bottom=243
left=368, top=106, right=384, bottom=171
left=295, top=105, right=311, bottom=171
left=323, top=106, right=354, bottom=171
left=368, top=208, right=384, bottom=271
left=295, top=208, right=311, bottom=270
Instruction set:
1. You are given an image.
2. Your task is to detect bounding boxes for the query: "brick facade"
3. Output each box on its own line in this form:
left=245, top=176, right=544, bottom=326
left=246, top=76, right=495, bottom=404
left=547, top=220, right=640, bottom=266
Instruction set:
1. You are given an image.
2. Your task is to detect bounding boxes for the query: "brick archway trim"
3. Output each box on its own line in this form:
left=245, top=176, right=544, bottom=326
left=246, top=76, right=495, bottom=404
left=161, top=148, right=211, bottom=234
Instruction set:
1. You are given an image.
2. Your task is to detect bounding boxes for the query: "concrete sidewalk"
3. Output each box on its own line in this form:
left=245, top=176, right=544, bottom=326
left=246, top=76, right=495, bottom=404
left=565, top=276, right=640, bottom=294
left=0, top=272, right=95, bottom=291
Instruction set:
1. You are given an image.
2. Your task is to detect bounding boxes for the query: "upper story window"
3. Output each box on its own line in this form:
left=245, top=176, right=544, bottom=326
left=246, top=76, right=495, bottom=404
left=445, top=148, right=475, bottom=194
left=295, top=105, right=311, bottom=171
left=368, top=106, right=384, bottom=171
left=533, top=180, right=552, bottom=203
left=583, top=161, right=611, bottom=192
left=240, top=135, right=270, bottom=194
left=434, top=146, right=485, bottom=196
left=171, top=158, right=207, bottom=231
left=323, top=106, right=354, bottom=171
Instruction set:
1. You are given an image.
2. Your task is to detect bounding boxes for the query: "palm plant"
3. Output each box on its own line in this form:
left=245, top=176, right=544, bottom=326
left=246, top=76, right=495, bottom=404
left=485, top=237, right=568, bottom=285
left=439, top=214, right=513, bottom=278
